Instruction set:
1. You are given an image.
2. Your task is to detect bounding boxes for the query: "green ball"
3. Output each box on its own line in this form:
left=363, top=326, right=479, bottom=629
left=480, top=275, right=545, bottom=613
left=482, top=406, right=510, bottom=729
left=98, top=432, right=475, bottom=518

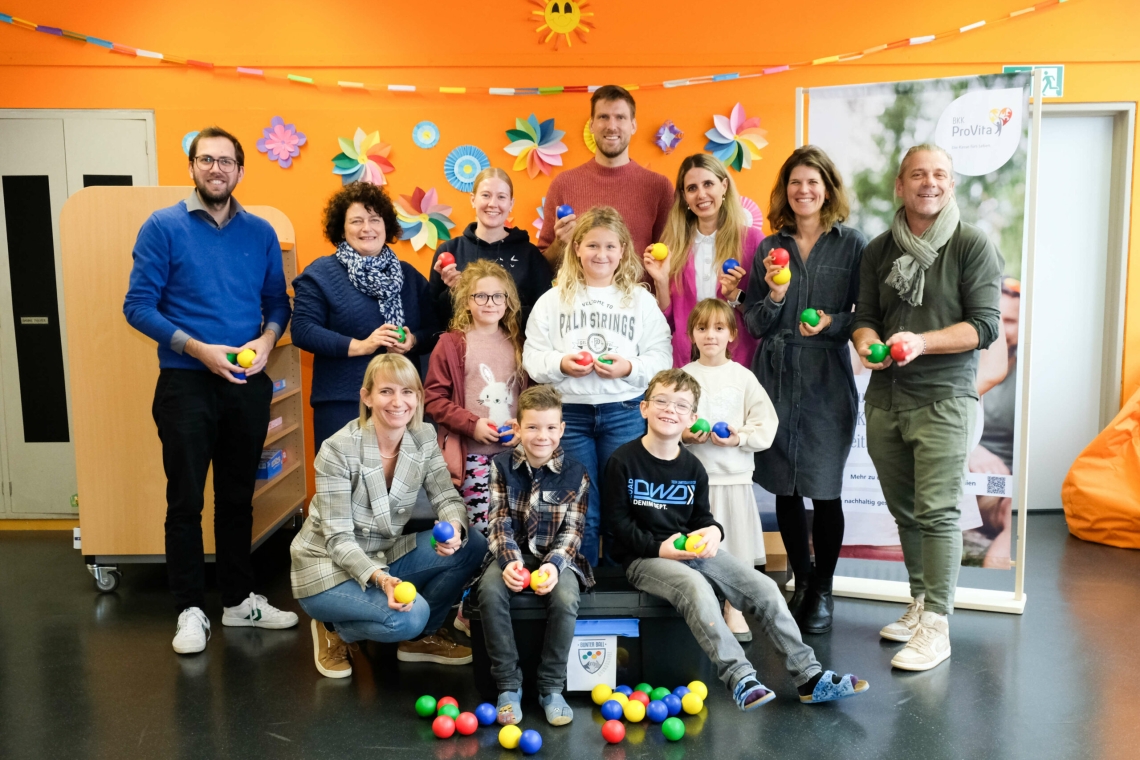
left=415, top=695, right=437, bottom=717
left=690, top=418, right=710, bottom=434
left=673, top=535, right=688, bottom=551
left=438, top=703, right=460, bottom=720
left=634, top=682, right=653, bottom=695
left=800, top=308, right=820, bottom=327
left=650, top=687, right=671, bottom=702
left=226, top=353, right=237, bottom=364
left=396, top=326, right=407, bottom=343
left=599, top=357, right=614, bottom=365
left=869, top=343, right=889, bottom=363
left=662, top=716, right=685, bottom=741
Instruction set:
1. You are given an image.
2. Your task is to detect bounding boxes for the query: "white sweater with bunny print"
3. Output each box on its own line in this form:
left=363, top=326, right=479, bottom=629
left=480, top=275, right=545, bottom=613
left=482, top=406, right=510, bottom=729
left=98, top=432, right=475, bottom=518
left=682, top=360, right=779, bottom=485
left=524, top=284, right=673, bottom=405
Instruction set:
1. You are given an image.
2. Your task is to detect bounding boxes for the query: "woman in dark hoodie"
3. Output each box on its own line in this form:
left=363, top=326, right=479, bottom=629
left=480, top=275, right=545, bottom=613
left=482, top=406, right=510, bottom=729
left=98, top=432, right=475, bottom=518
left=430, top=167, right=553, bottom=329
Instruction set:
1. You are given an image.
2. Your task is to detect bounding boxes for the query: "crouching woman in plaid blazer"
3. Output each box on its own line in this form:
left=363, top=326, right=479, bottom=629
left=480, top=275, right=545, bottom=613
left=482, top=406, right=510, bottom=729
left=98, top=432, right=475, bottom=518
left=291, top=354, right=487, bottom=678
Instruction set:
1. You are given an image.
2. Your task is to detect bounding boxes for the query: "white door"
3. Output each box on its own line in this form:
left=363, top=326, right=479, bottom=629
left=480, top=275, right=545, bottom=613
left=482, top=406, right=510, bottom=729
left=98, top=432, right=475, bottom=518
left=0, top=113, right=153, bottom=517
left=1026, top=113, right=1116, bottom=511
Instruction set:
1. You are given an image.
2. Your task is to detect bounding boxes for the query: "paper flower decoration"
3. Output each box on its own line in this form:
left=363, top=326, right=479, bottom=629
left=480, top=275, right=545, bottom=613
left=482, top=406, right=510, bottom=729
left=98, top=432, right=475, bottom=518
left=533, top=196, right=547, bottom=233
left=530, top=0, right=594, bottom=50
left=332, top=128, right=395, bottom=185
left=583, top=120, right=596, bottom=154
left=704, top=104, right=768, bottom=172
left=181, top=131, right=199, bottom=156
left=412, top=121, right=440, bottom=149
left=655, top=120, right=683, bottom=154
left=504, top=115, right=568, bottom=178
left=256, top=116, right=306, bottom=169
left=740, top=196, right=765, bottom=233
left=395, top=187, right=455, bottom=251
left=445, top=145, right=490, bottom=192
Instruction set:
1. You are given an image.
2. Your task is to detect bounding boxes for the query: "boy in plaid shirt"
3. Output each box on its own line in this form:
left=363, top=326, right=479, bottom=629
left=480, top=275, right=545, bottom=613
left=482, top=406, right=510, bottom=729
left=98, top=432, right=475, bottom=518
left=476, top=385, right=593, bottom=727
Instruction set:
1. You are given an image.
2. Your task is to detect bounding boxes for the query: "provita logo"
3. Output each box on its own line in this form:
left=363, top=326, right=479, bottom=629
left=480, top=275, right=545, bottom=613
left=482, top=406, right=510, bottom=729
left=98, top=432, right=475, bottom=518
left=950, top=106, right=1014, bottom=138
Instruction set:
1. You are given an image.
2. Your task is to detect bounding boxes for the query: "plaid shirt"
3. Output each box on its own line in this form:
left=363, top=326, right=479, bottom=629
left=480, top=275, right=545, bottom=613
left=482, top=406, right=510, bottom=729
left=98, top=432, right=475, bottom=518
left=483, top=446, right=594, bottom=588
left=290, top=418, right=468, bottom=599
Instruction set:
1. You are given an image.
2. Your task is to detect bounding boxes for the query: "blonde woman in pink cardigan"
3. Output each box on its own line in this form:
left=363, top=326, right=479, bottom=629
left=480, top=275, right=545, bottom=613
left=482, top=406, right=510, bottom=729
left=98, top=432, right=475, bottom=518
left=642, top=154, right=764, bottom=368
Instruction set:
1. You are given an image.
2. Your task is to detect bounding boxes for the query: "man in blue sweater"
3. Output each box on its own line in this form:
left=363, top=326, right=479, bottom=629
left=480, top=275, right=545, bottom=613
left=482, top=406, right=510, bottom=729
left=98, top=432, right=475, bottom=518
left=124, top=127, right=298, bottom=654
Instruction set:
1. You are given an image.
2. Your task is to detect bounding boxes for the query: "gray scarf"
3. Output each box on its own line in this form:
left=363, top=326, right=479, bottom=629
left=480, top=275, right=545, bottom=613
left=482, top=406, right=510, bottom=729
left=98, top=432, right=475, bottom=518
left=886, top=196, right=960, bottom=307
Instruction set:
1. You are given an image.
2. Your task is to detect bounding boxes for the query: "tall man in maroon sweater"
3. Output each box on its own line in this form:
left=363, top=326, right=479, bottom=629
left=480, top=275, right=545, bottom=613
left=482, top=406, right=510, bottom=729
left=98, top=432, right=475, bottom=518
left=538, top=85, right=674, bottom=270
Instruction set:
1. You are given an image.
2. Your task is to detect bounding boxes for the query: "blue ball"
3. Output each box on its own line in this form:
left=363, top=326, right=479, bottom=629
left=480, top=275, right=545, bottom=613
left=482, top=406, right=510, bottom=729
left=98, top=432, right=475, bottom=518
left=722, top=258, right=741, bottom=274
left=614, top=684, right=633, bottom=696
left=712, top=421, right=732, bottom=439
left=646, top=700, right=669, bottom=723
left=432, top=521, right=455, bottom=543
left=497, top=425, right=514, bottom=444
left=662, top=693, right=683, bottom=716
left=600, top=699, right=624, bottom=721
left=519, top=729, right=543, bottom=755
left=672, top=685, right=690, bottom=698
left=556, top=204, right=574, bottom=219
left=475, top=702, right=497, bottom=726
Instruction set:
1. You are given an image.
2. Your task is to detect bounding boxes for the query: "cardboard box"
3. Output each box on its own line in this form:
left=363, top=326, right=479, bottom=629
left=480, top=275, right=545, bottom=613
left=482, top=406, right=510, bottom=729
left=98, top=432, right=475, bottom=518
left=566, top=618, right=638, bottom=691
left=267, top=416, right=283, bottom=432
left=257, top=449, right=284, bottom=480
left=273, top=379, right=287, bottom=393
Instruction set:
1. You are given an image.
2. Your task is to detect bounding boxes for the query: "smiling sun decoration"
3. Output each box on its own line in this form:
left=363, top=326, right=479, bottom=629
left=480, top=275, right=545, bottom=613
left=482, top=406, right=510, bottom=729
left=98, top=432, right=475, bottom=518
left=529, top=0, right=594, bottom=50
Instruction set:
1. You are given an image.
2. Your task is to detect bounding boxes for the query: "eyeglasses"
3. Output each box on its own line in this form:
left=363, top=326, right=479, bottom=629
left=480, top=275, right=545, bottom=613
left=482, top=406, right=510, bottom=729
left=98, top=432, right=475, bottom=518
left=471, top=292, right=507, bottom=305
left=648, top=396, right=694, bottom=415
left=193, top=155, right=239, bottom=172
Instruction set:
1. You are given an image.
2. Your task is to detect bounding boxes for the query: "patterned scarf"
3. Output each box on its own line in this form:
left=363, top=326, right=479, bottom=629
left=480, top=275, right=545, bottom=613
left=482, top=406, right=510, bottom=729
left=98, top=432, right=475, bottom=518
left=335, top=241, right=405, bottom=328
left=886, top=194, right=960, bottom=307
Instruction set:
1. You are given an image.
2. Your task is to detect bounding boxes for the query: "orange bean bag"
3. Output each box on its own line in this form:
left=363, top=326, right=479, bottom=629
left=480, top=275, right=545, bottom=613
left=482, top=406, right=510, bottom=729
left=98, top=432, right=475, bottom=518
left=1062, top=386, right=1140, bottom=549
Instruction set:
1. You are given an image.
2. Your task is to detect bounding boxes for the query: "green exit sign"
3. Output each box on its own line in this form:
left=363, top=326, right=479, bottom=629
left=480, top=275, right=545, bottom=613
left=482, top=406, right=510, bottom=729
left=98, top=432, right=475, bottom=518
left=1003, top=65, right=1064, bottom=98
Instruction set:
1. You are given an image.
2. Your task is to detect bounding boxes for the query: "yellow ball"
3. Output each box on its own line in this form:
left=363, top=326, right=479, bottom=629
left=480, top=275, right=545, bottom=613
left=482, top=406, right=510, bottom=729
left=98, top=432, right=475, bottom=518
left=392, top=581, right=416, bottom=604
left=650, top=242, right=669, bottom=261
left=610, top=691, right=628, bottom=706
left=687, top=680, right=708, bottom=700
left=531, top=570, right=549, bottom=590
left=591, top=683, right=613, bottom=706
left=499, top=725, right=522, bottom=749
left=681, top=692, right=704, bottom=715
left=772, top=267, right=791, bottom=285
left=236, top=349, right=257, bottom=368
left=684, top=535, right=706, bottom=553
left=623, top=699, right=646, bottom=723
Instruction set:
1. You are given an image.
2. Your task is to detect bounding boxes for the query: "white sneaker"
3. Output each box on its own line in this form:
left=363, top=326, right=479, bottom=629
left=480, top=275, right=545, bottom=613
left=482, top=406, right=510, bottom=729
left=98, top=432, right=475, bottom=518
left=222, top=593, right=299, bottom=629
left=173, top=607, right=211, bottom=654
left=891, top=611, right=951, bottom=671
left=880, top=596, right=924, bottom=642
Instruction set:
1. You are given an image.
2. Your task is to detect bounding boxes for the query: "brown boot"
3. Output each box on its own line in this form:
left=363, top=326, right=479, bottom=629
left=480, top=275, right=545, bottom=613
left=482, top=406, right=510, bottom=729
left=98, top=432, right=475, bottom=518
left=312, top=619, right=354, bottom=678
left=397, top=627, right=473, bottom=665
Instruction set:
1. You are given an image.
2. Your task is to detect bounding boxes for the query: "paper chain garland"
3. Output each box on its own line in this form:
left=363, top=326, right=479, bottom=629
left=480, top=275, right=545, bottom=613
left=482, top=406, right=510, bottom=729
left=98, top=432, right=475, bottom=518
left=0, top=2, right=1072, bottom=97
left=395, top=187, right=455, bottom=251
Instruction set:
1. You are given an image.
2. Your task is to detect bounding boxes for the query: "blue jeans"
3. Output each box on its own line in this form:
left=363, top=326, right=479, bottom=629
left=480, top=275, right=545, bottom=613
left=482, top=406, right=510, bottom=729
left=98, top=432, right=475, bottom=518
left=560, top=396, right=645, bottom=566
left=298, top=529, right=487, bottom=643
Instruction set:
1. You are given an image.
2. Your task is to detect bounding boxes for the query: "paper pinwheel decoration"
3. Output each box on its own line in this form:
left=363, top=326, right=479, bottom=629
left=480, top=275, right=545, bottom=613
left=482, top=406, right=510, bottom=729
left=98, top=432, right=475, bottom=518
left=332, top=128, right=395, bottom=185
left=395, top=187, right=455, bottom=251
left=533, top=196, right=547, bottom=233
left=445, top=145, right=491, bottom=192
left=256, top=116, right=306, bottom=169
left=181, top=131, right=199, bottom=156
left=655, top=120, right=683, bottom=154
left=583, top=120, right=596, bottom=154
left=412, top=121, right=441, bottom=149
left=704, top=104, right=768, bottom=172
left=504, top=115, right=568, bottom=178
left=740, top=196, right=765, bottom=233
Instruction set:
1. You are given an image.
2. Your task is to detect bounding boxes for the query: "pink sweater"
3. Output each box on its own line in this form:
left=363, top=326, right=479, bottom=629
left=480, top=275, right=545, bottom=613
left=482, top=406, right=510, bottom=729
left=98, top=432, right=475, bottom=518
left=662, top=226, right=765, bottom=368
left=538, top=159, right=674, bottom=255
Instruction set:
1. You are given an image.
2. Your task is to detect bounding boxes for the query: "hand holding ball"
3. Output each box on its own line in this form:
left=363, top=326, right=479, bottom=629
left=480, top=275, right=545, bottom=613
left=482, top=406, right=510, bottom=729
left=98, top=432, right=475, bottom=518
left=890, top=342, right=909, bottom=362
left=868, top=343, right=890, bottom=364
left=530, top=569, right=550, bottom=590
left=711, top=422, right=731, bottom=439
left=770, top=248, right=790, bottom=266
left=437, top=252, right=456, bottom=269
left=772, top=267, right=792, bottom=286
left=722, top=258, right=741, bottom=274
left=574, top=351, right=594, bottom=366
left=690, top=418, right=711, bottom=434
left=393, top=581, right=417, bottom=604
left=684, top=535, right=707, bottom=553
left=497, top=425, right=514, bottom=444
left=800, top=308, right=821, bottom=327
left=650, top=243, right=669, bottom=261
left=432, top=522, right=455, bottom=544
left=556, top=204, right=574, bottom=219
left=517, top=567, right=532, bottom=591
left=673, top=535, right=688, bottom=551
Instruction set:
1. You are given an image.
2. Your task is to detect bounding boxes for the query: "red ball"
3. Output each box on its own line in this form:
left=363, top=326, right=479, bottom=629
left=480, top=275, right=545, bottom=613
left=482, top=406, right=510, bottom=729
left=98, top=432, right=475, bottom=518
left=454, top=712, right=478, bottom=736
left=601, top=719, right=626, bottom=744
left=438, top=696, right=459, bottom=710
left=630, top=690, right=650, bottom=706
left=890, top=342, right=908, bottom=362
left=574, top=350, right=593, bottom=366
left=517, top=568, right=531, bottom=590
left=438, top=252, right=456, bottom=270
left=433, top=715, right=456, bottom=739
left=770, top=247, right=790, bottom=266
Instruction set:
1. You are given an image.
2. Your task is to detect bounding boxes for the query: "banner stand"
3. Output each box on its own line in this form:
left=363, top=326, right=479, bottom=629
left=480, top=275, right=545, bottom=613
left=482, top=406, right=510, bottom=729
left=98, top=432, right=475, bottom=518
left=791, top=70, right=1043, bottom=616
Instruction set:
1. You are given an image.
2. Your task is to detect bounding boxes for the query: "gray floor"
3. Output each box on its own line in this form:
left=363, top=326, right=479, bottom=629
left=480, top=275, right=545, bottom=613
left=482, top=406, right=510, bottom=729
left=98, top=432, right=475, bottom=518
left=1, top=512, right=1137, bottom=760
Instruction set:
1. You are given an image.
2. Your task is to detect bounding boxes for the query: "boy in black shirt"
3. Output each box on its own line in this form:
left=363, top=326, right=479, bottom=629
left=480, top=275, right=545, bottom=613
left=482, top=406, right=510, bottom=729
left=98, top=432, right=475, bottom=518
left=604, top=369, right=869, bottom=708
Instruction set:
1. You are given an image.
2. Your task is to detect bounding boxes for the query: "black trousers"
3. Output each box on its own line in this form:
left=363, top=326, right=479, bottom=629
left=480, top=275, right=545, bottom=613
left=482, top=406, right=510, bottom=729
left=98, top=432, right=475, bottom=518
left=152, top=369, right=273, bottom=612
left=775, top=493, right=845, bottom=584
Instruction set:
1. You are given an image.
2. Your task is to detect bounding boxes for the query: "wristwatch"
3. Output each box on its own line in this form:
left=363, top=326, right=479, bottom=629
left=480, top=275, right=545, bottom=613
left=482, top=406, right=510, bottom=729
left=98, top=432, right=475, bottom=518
left=727, top=289, right=745, bottom=308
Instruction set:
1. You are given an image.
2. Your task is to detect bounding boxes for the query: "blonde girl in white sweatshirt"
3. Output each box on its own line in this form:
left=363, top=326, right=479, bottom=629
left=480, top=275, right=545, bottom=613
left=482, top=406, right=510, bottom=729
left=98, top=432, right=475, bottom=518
left=524, top=206, right=672, bottom=565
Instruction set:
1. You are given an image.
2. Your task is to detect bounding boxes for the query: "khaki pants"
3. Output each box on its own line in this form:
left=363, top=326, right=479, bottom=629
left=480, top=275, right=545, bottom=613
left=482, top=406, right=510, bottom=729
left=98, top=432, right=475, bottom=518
left=866, top=396, right=977, bottom=615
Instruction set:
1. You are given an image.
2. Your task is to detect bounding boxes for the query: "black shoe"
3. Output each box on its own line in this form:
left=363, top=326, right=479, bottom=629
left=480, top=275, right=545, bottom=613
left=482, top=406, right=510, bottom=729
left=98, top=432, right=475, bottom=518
left=801, top=576, right=834, bottom=634
left=786, top=580, right=809, bottom=622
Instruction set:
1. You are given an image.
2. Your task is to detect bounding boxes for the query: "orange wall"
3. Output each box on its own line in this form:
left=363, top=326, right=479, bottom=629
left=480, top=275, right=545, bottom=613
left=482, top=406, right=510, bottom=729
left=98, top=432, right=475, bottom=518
left=1, top=0, right=1137, bottom=499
